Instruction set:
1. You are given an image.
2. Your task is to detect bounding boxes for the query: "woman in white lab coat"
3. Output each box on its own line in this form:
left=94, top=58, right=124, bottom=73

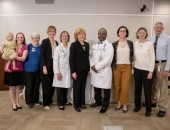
left=52, top=31, right=72, bottom=110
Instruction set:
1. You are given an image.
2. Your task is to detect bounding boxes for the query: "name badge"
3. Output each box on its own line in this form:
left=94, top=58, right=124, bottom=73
left=99, top=54, right=103, bottom=62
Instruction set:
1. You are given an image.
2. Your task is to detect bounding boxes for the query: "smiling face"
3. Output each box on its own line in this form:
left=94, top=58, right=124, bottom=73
left=16, top=33, right=24, bottom=44
left=98, top=29, right=107, bottom=42
left=118, top=28, right=127, bottom=38
left=154, top=23, right=164, bottom=36
left=32, top=36, right=40, bottom=45
left=77, top=32, right=86, bottom=42
left=61, top=32, right=69, bottom=43
left=48, top=29, right=56, bottom=38
left=137, top=29, right=147, bottom=40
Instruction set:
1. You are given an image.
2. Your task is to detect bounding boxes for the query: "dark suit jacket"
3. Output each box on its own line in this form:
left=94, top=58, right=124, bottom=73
left=69, top=41, right=90, bottom=73
left=40, top=38, right=58, bottom=71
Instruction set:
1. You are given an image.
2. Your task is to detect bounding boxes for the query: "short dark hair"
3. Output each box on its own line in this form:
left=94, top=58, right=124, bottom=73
left=98, top=28, right=107, bottom=35
left=136, top=27, right=148, bottom=39
left=117, top=26, right=129, bottom=38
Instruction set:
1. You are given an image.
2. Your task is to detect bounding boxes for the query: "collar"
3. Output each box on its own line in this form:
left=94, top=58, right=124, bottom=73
left=155, top=33, right=164, bottom=38
left=97, top=39, right=108, bottom=44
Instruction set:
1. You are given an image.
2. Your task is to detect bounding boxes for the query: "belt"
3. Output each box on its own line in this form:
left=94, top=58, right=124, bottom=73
left=155, top=60, right=167, bottom=63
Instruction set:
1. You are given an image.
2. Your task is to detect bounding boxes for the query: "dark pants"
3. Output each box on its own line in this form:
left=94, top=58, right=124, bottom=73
left=94, top=87, right=110, bottom=108
left=57, top=87, right=68, bottom=106
left=24, top=71, right=41, bottom=104
left=41, top=60, right=55, bottom=106
left=73, top=70, right=88, bottom=109
left=134, top=68, right=152, bottom=112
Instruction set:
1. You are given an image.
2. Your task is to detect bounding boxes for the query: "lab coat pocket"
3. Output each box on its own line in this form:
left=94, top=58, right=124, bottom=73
left=99, top=67, right=110, bottom=78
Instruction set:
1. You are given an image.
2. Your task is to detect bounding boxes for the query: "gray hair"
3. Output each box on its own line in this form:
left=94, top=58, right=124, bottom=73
left=154, top=22, right=164, bottom=27
left=31, top=32, right=40, bottom=39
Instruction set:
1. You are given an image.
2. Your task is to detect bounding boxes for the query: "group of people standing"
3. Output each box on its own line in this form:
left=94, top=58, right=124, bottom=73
left=1, top=22, right=170, bottom=118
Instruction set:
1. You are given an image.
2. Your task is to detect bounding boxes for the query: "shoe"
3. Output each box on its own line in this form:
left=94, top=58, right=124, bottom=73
left=122, top=108, right=128, bottom=113
left=80, top=105, right=87, bottom=109
left=145, top=112, right=151, bottom=117
left=44, top=106, right=50, bottom=110
left=16, top=105, right=22, bottom=109
left=157, top=110, right=166, bottom=117
left=12, top=106, right=17, bottom=111
left=34, top=101, right=42, bottom=105
left=65, top=102, right=72, bottom=106
left=52, top=101, right=57, bottom=105
left=115, top=105, right=123, bottom=111
left=59, top=106, right=64, bottom=110
left=99, top=106, right=107, bottom=113
left=75, top=108, right=81, bottom=112
left=27, top=104, right=33, bottom=108
left=133, top=108, right=140, bottom=113
left=90, top=102, right=102, bottom=108
left=168, top=85, right=170, bottom=89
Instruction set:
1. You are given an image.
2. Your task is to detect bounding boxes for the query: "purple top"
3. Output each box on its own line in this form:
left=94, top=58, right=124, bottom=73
left=5, top=45, right=28, bottom=71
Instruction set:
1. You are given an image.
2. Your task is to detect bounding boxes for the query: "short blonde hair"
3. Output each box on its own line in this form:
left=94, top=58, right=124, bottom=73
left=47, top=25, right=56, bottom=33
left=74, top=28, right=86, bottom=41
left=60, top=31, right=70, bottom=42
left=31, top=32, right=40, bottom=39
left=7, top=32, right=14, bottom=38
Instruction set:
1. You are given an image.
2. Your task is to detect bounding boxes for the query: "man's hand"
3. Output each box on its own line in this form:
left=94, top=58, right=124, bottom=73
left=91, top=65, right=98, bottom=73
left=57, top=73, right=62, bottom=81
left=147, top=72, right=152, bottom=79
left=162, top=70, right=168, bottom=78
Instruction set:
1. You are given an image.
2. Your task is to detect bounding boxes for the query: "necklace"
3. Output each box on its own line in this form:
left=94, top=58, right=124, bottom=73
left=139, top=40, right=146, bottom=47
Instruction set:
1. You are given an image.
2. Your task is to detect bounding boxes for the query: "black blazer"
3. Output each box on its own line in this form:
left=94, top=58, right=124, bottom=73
left=111, top=40, right=134, bottom=70
left=40, top=38, right=58, bottom=70
left=69, top=41, right=90, bottom=73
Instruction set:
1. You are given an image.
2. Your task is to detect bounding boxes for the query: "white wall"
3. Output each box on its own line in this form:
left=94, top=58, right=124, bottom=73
left=0, top=0, right=170, bottom=46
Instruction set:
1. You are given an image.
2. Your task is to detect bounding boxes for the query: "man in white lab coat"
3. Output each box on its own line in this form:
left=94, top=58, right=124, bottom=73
left=90, top=28, right=114, bottom=113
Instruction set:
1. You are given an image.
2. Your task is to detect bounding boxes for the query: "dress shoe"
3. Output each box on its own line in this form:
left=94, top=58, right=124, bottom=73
left=17, top=105, right=22, bottom=109
left=59, top=106, right=64, bottom=110
left=12, top=106, right=17, bottom=111
left=27, top=104, right=33, bottom=108
left=115, top=105, right=123, bottom=111
left=133, top=108, right=140, bottom=113
left=90, top=102, right=102, bottom=108
left=157, top=110, right=166, bottom=117
left=99, top=107, right=107, bottom=113
left=75, top=108, right=81, bottom=112
left=44, top=106, right=50, bottom=110
left=122, top=108, right=128, bottom=113
left=34, top=101, right=42, bottom=105
left=145, top=112, right=151, bottom=117
left=80, top=105, right=87, bottom=109
left=65, top=102, right=72, bottom=106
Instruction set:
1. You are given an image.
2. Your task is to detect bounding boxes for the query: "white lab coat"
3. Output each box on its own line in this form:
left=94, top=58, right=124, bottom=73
left=90, top=39, right=114, bottom=89
left=52, top=43, right=72, bottom=88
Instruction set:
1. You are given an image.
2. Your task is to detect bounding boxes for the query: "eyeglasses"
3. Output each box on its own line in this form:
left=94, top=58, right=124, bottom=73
left=119, top=31, right=126, bottom=33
